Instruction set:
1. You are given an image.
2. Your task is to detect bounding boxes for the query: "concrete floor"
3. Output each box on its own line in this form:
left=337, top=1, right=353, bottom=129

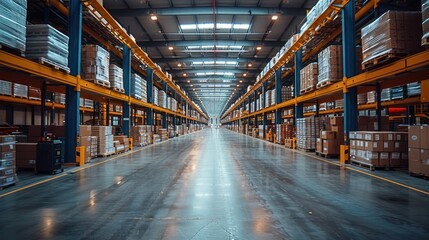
left=0, top=128, right=428, bottom=239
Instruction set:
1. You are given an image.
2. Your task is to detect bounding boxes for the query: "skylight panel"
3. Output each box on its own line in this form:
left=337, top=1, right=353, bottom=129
left=181, top=24, right=197, bottom=30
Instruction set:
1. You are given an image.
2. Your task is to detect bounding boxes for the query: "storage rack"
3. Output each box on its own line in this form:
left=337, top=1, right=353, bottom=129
left=221, top=0, right=429, bottom=146
left=0, top=0, right=208, bottom=163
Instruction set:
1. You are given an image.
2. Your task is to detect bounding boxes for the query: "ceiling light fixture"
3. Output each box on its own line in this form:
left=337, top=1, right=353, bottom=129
left=177, top=63, right=182, bottom=67
left=272, top=15, right=278, bottom=20
left=247, top=63, right=253, bottom=67
left=187, top=80, right=191, bottom=83
left=240, top=80, right=243, bottom=83
left=243, top=73, right=247, bottom=77
left=183, top=73, right=187, bottom=76
left=256, top=46, right=262, bottom=50
left=237, top=85, right=240, bottom=87
left=151, top=15, right=158, bottom=21
left=168, top=46, right=174, bottom=50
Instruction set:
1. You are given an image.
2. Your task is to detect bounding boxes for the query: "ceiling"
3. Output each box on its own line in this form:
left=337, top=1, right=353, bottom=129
left=103, top=0, right=318, bottom=118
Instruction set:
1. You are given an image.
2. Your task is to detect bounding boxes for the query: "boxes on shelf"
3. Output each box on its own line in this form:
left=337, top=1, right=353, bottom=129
left=91, top=126, right=114, bottom=156
left=317, top=45, right=342, bottom=88
left=0, top=135, right=18, bottom=188
left=131, top=73, right=143, bottom=100
left=28, top=86, right=41, bottom=100
left=367, top=91, right=376, bottom=104
left=153, top=87, right=159, bottom=106
left=54, top=93, right=66, bottom=104
left=296, top=117, right=324, bottom=151
left=77, top=136, right=92, bottom=163
left=357, top=93, right=367, bottom=105
left=407, top=82, right=421, bottom=96
left=422, top=0, right=429, bottom=45
left=358, top=116, right=389, bottom=131
left=361, top=11, right=422, bottom=69
left=0, top=80, right=12, bottom=96
left=26, top=24, right=69, bottom=68
left=158, top=90, right=167, bottom=108
left=109, top=64, right=124, bottom=92
left=0, top=0, right=27, bottom=52
left=113, top=136, right=129, bottom=151
left=13, top=83, right=28, bottom=98
left=300, top=63, right=318, bottom=93
left=82, top=45, right=110, bottom=86
left=84, top=99, right=94, bottom=109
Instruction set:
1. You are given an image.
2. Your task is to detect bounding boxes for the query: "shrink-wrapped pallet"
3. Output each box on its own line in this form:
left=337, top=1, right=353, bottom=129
left=13, top=83, right=27, bottom=98
left=82, top=45, right=110, bottom=86
left=300, top=63, right=318, bottom=93
left=422, top=0, right=429, bottom=45
left=0, top=135, right=18, bottom=188
left=131, top=73, right=143, bottom=100
left=0, top=80, right=12, bottom=96
left=0, top=0, right=27, bottom=52
left=109, top=64, right=124, bottom=92
left=91, top=126, right=114, bottom=156
left=317, top=45, right=342, bottom=87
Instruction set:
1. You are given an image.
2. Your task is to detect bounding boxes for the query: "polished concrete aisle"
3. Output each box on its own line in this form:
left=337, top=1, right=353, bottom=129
left=0, top=129, right=429, bottom=239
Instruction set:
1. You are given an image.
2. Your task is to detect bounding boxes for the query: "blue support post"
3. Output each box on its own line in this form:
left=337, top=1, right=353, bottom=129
left=342, top=1, right=358, bottom=145
left=146, top=67, right=153, bottom=125
left=122, top=45, right=131, bottom=136
left=262, top=83, right=268, bottom=138
left=65, top=0, right=82, bottom=163
left=275, top=69, right=282, bottom=126
left=162, top=82, right=167, bottom=128
left=253, top=92, right=257, bottom=126
left=294, top=48, right=303, bottom=124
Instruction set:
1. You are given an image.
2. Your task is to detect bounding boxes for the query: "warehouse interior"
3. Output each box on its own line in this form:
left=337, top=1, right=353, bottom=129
left=0, top=0, right=429, bottom=238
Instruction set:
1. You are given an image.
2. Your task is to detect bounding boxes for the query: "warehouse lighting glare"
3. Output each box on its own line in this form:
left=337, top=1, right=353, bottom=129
left=247, top=63, right=253, bottom=67
left=187, top=80, right=191, bottom=83
left=180, top=23, right=250, bottom=30
left=183, top=73, right=187, bottom=76
left=192, top=61, right=238, bottom=65
left=195, top=72, right=235, bottom=76
left=256, top=46, right=262, bottom=50
left=177, top=63, right=182, bottom=67
left=151, top=15, right=158, bottom=21
left=168, top=46, right=174, bottom=50
left=237, top=85, right=240, bottom=87
left=239, top=80, right=243, bottom=83
left=272, top=15, right=278, bottom=20
left=243, top=73, right=247, bottom=77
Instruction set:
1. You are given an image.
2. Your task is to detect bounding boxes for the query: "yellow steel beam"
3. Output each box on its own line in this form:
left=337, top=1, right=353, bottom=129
left=422, top=80, right=429, bottom=103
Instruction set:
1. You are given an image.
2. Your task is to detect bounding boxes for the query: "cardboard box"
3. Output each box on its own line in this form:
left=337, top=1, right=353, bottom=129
left=365, top=132, right=383, bottom=141
left=0, top=143, right=14, bottom=153
left=80, top=125, right=92, bottom=136
left=0, top=159, right=15, bottom=168
left=421, top=149, right=429, bottom=165
left=383, top=132, right=394, bottom=141
left=421, top=125, right=429, bottom=150
left=394, top=141, right=407, bottom=152
left=316, top=138, right=323, bottom=153
left=321, top=131, right=336, bottom=140
left=365, top=141, right=383, bottom=152
left=409, top=159, right=421, bottom=174
left=0, top=151, right=15, bottom=160
left=394, top=132, right=408, bottom=142
left=382, top=141, right=394, bottom=152
left=330, top=116, right=343, bottom=126
left=0, top=135, right=15, bottom=143
left=408, top=126, right=420, bottom=148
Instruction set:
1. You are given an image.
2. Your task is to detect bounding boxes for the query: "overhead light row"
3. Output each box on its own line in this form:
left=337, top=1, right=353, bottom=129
left=181, top=23, right=250, bottom=30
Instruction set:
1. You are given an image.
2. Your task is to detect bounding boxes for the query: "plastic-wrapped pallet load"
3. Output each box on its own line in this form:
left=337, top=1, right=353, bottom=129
left=281, top=86, right=293, bottom=101
left=391, top=86, right=405, bottom=100
left=91, top=126, right=115, bottom=156
left=166, top=96, right=171, bottom=110
left=141, top=78, right=147, bottom=102
left=13, top=83, right=28, bottom=98
left=82, top=45, right=110, bottom=87
left=109, top=64, right=124, bottom=92
left=407, top=82, right=421, bottom=96
left=0, top=0, right=27, bottom=52
left=0, top=135, right=18, bottom=188
left=270, top=90, right=276, bottom=106
left=367, top=91, right=376, bottom=104
left=300, top=63, right=318, bottom=93
left=296, top=117, right=323, bottom=151
left=84, top=99, right=94, bottom=109
left=153, top=88, right=159, bottom=106
left=131, top=73, right=143, bottom=100
left=317, top=45, right=342, bottom=88
left=361, top=11, right=422, bottom=69
left=0, top=80, right=12, bottom=96
left=54, top=93, right=66, bottom=104
left=357, top=93, right=367, bottom=105
left=158, top=90, right=167, bottom=108
left=381, top=88, right=391, bottom=102
left=422, top=0, right=429, bottom=45
left=26, top=24, right=69, bottom=68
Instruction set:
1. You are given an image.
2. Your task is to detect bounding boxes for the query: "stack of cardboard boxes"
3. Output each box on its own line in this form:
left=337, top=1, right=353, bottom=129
left=300, top=63, right=318, bottom=93
left=82, top=45, right=110, bottom=86
left=0, top=135, right=18, bottom=188
left=357, top=116, right=389, bottom=131
left=296, top=117, right=323, bottom=151
left=159, top=129, right=168, bottom=141
left=78, top=125, right=93, bottom=163
left=408, top=125, right=429, bottom=176
left=317, top=45, right=342, bottom=88
left=109, top=64, right=124, bottom=92
left=92, top=126, right=115, bottom=156
left=350, top=131, right=408, bottom=169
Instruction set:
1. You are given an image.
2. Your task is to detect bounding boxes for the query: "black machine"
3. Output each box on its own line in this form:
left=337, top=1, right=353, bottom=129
left=36, top=140, right=63, bottom=174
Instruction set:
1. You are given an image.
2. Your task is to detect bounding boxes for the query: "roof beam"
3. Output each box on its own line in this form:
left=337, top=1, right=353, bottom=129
left=151, top=57, right=267, bottom=63
left=109, top=7, right=306, bottom=17
left=167, top=69, right=259, bottom=74
left=138, top=40, right=284, bottom=48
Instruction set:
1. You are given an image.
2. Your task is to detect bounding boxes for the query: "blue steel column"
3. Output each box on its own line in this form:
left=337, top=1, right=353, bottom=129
left=162, top=82, right=167, bottom=128
left=146, top=68, right=153, bottom=125
left=65, top=0, right=82, bottom=163
left=275, top=69, right=282, bottom=125
left=294, top=48, right=303, bottom=124
left=262, top=83, right=268, bottom=139
left=342, top=1, right=358, bottom=145
left=122, top=45, right=131, bottom=136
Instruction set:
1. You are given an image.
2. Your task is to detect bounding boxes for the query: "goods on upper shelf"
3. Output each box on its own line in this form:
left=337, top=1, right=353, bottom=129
left=158, top=90, right=167, bottom=108
left=422, top=0, right=429, bottom=45
left=300, top=0, right=331, bottom=33
left=153, top=87, right=159, bottom=106
left=350, top=131, right=409, bottom=169
left=281, top=86, right=294, bottom=101
left=300, top=63, right=318, bottom=94
left=109, top=64, right=124, bottom=93
left=408, top=125, right=429, bottom=177
left=0, top=0, right=27, bottom=52
left=13, top=83, right=28, bottom=98
left=26, top=24, right=69, bottom=69
left=0, top=80, right=12, bottom=96
left=131, top=73, right=143, bottom=100
left=317, top=45, right=342, bottom=89
left=28, top=86, right=40, bottom=100
left=0, top=135, right=18, bottom=188
left=82, top=45, right=110, bottom=87
left=361, top=11, right=422, bottom=70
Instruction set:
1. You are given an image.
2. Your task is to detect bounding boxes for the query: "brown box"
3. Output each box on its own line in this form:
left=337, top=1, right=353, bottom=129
left=0, top=151, right=15, bottom=160
left=0, top=143, right=15, bottom=153
left=0, top=159, right=15, bottom=168
left=316, top=138, right=323, bottom=153
left=394, top=132, right=408, bottom=142
left=408, top=126, right=421, bottom=148
left=383, top=133, right=394, bottom=141
left=383, top=141, right=394, bottom=152
left=330, top=117, right=343, bottom=126
left=321, top=131, right=336, bottom=140
left=364, top=132, right=383, bottom=141
left=365, top=141, right=383, bottom=152
left=80, top=125, right=92, bottom=137
left=350, top=139, right=357, bottom=149
left=0, top=166, right=16, bottom=177
left=408, top=148, right=421, bottom=174
left=394, top=141, right=407, bottom=152
left=322, top=139, right=339, bottom=155
left=421, top=149, right=429, bottom=165
left=421, top=125, right=429, bottom=150
left=378, top=152, right=390, bottom=167
left=0, top=135, right=15, bottom=143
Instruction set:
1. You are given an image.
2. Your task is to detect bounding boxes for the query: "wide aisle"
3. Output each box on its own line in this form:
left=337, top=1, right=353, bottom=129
left=0, top=128, right=428, bottom=239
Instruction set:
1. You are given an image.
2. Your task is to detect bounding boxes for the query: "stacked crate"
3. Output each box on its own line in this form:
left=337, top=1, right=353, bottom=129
left=158, top=90, right=167, bottom=108
left=82, top=45, right=110, bottom=87
left=281, top=122, right=295, bottom=146
left=361, top=11, right=422, bottom=69
left=317, top=118, right=344, bottom=157
left=423, top=0, right=429, bottom=45
left=131, top=73, right=143, bottom=100
left=350, top=131, right=408, bottom=169
left=0, top=135, right=18, bottom=188
left=296, top=117, right=323, bottom=151
left=13, top=83, right=28, bottom=98
left=0, top=0, right=27, bottom=52
left=0, top=80, right=12, bottom=96
left=300, top=63, right=318, bottom=93
left=317, top=45, right=342, bottom=89
left=131, top=125, right=149, bottom=146
left=109, top=64, right=124, bottom=92
left=91, top=126, right=115, bottom=156
left=408, top=125, right=429, bottom=177
left=26, top=24, right=69, bottom=68
left=159, top=129, right=168, bottom=141
left=281, top=86, right=293, bottom=101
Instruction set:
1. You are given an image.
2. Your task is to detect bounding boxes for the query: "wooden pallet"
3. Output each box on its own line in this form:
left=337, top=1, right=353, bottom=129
left=0, top=93, right=12, bottom=97
left=350, top=160, right=390, bottom=171
left=112, top=87, right=125, bottom=93
left=316, top=80, right=339, bottom=89
left=297, top=148, right=315, bottom=152
left=92, top=80, right=110, bottom=88
left=316, top=152, right=338, bottom=158
left=38, top=57, right=70, bottom=73
left=13, top=95, right=28, bottom=99
left=362, top=52, right=404, bottom=70
left=29, top=97, right=41, bottom=101
left=97, top=151, right=116, bottom=158
left=300, top=86, right=316, bottom=94
left=409, top=172, right=429, bottom=180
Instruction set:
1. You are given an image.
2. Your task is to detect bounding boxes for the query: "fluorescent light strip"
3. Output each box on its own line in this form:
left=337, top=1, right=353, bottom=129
left=192, top=61, right=237, bottom=65
left=180, top=23, right=250, bottom=30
